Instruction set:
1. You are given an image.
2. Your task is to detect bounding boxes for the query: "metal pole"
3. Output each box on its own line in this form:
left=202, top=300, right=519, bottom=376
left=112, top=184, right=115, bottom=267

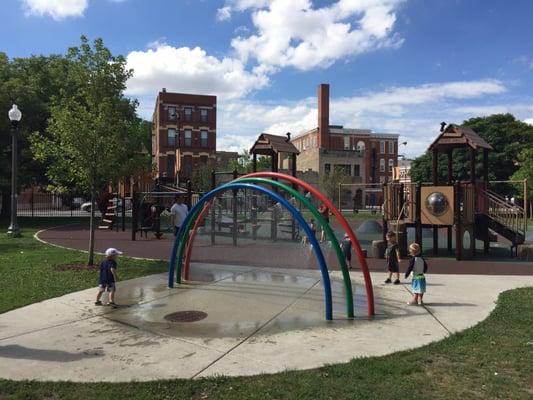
left=7, top=123, right=20, bottom=236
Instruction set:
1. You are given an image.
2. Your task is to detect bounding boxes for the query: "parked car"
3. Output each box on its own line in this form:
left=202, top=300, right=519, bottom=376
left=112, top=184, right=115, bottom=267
left=81, top=198, right=132, bottom=213
left=71, top=197, right=86, bottom=209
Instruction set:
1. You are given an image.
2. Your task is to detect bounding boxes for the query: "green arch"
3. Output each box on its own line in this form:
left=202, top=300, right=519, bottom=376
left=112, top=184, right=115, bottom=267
left=177, top=177, right=354, bottom=319
left=238, top=177, right=354, bottom=319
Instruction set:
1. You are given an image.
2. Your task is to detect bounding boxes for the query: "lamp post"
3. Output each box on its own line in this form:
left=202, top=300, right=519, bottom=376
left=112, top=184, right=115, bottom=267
left=7, top=104, right=22, bottom=237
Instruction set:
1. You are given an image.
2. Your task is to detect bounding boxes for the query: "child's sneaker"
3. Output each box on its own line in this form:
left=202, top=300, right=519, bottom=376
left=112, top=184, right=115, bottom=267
left=108, top=302, right=118, bottom=308
left=384, top=278, right=392, bottom=284
left=94, top=301, right=103, bottom=306
left=418, top=300, right=424, bottom=306
left=393, top=279, right=401, bottom=285
left=407, top=300, right=418, bottom=306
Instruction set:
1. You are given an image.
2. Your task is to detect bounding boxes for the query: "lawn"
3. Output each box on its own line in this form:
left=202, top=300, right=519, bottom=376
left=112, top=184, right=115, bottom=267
left=0, top=218, right=167, bottom=314
left=0, top=218, right=532, bottom=400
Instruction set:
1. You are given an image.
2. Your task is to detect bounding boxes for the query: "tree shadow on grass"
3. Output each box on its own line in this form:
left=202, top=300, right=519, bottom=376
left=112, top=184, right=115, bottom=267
left=0, top=345, right=104, bottom=362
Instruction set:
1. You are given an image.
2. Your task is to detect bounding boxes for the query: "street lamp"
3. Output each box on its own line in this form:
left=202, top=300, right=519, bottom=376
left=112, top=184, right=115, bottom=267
left=7, top=104, right=22, bottom=237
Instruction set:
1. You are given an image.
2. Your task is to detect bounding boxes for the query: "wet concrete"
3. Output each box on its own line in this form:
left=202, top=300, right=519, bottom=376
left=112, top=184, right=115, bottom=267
left=1, top=264, right=533, bottom=382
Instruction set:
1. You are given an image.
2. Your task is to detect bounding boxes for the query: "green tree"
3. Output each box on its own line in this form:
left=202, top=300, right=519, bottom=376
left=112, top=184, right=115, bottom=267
left=190, top=162, right=212, bottom=192
left=409, top=114, right=533, bottom=183
left=227, top=150, right=272, bottom=174
left=31, top=36, right=144, bottom=265
left=319, top=168, right=351, bottom=203
left=511, top=148, right=533, bottom=215
left=0, top=53, right=71, bottom=217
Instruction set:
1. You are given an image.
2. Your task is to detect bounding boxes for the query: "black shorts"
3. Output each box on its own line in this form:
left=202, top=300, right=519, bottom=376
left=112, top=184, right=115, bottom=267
left=344, top=251, right=352, bottom=262
left=387, top=263, right=399, bottom=273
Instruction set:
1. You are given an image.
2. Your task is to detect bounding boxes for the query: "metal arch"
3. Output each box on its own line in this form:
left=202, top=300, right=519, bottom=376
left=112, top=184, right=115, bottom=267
left=240, top=172, right=375, bottom=316
left=182, top=177, right=355, bottom=319
left=168, top=182, right=334, bottom=320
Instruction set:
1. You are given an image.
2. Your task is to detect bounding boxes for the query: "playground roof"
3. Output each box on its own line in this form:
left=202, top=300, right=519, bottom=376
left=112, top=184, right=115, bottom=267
left=250, top=133, right=300, bottom=156
left=428, top=124, right=493, bottom=151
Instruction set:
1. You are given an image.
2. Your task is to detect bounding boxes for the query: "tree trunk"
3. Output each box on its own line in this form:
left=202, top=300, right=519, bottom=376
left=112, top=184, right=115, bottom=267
left=88, top=190, right=96, bottom=266
left=0, top=190, right=10, bottom=219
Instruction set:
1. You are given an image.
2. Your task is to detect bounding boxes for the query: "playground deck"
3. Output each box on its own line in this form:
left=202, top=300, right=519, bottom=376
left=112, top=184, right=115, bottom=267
left=36, top=224, right=533, bottom=275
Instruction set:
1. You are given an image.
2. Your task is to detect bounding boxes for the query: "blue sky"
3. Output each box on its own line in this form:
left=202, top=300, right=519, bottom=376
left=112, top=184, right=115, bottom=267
left=2, top=0, right=533, bottom=156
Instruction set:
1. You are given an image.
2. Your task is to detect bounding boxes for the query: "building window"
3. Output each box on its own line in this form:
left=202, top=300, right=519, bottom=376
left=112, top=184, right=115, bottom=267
left=335, top=164, right=351, bottom=176
left=200, top=109, right=208, bottom=122
left=325, top=163, right=331, bottom=173
left=200, top=155, right=208, bottom=165
left=167, top=155, right=175, bottom=178
left=388, top=159, right=394, bottom=173
left=168, top=107, right=177, bottom=120
left=167, top=128, right=176, bottom=147
left=344, top=136, right=350, bottom=150
left=182, top=155, right=192, bottom=177
left=380, top=141, right=385, bottom=154
left=380, top=158, right=385, bottom=172
left=184, top=107, right=193, bottom=122
left=200, top=130, right=208, bottom=147
left=388, top=141, right=394, bottom=154
left=353, top=164, right=360, bottom=177
left=184, top=130, right=192, bottom=146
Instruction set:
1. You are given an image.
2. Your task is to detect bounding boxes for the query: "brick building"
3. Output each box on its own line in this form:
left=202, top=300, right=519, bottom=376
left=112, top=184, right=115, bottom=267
left=152, top=89, right=217, bottom=184
left=290, top=84, right=399, bottom=207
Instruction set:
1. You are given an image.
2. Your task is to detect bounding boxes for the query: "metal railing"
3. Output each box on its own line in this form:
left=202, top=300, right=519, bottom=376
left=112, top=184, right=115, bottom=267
left=481, top=189, right=525, bottom=237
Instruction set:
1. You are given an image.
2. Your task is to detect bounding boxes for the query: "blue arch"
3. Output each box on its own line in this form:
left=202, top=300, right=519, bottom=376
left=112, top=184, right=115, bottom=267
left=168, top=182, right=333, bottom=320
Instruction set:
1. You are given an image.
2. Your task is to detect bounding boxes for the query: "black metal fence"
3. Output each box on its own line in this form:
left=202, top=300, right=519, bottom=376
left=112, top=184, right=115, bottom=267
left=14, top=188, right=95, bottom=217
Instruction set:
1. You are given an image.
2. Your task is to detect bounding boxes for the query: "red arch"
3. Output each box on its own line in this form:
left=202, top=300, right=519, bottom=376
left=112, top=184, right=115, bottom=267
left=182, top=172, right=375, bottom=316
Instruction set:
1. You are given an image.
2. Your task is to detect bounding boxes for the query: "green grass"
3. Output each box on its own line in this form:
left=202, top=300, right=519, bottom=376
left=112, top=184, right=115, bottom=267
left=0, top=218, right=167, bottom=314
left=0, top=218, right=532, bottom=399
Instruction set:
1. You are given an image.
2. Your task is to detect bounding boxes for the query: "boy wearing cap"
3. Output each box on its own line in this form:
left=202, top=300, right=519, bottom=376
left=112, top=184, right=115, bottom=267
left=95, top=248, right=122, bottom=307
left=340, top=233, right=353, bottom=269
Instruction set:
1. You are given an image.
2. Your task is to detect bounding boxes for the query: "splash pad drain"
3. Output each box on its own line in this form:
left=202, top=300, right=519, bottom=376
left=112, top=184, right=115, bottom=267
left=164, top=311, right=208, bottom=323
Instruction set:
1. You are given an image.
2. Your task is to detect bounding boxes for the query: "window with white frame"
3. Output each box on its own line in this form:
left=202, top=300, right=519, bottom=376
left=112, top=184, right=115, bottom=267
left=168, top=107, right=177, bottom=120
left=388, top=141, right=394, bottom=154
left=200, top=130, right=208, bottom=147
left=167, top=128, right=176, bottom=147
left=380, top=158, right=385, bottom=172
left=353, top=164, right=360, bottom=177
left=184, top=107, right=192, bottom=122
left=380, top=141, right=385, bottom=154
left=344, top=136, right=350, bottom=150
left=200, top=109, right=208, bottom=122
left=184, top=129, right=192, bottom=146
left=388, top=159, right=394, bottom=173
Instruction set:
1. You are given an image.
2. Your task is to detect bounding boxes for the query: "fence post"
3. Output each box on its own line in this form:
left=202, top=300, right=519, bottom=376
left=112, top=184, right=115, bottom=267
left=31, top=185, right=34, bottom=218
left=131, top=192, right=138, bottom=241
left=186, top=180, right=192, bottom=209
left=232, top=169, right=238, bottom=247
left=122, top=195, right=126, bottom=232
left=211, top=170, right=216, bottom=245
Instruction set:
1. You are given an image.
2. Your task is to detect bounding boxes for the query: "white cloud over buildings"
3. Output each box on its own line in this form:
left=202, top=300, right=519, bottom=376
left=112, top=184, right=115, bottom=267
left=21, top=0, right=88, bottom=20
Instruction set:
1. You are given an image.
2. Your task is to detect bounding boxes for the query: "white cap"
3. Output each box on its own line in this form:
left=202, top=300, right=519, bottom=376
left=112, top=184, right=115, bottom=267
left=105, top=248, right=123, bottom=257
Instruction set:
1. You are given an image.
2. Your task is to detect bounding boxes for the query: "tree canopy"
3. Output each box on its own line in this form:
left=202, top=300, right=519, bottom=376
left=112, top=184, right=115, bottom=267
left=410, top=114, right=533, bottom=184
left=31, top=36, right=148, bottom=264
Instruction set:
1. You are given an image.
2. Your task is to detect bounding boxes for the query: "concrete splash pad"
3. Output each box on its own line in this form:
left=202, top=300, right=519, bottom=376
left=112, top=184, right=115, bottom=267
left=1, top=263, right=533, bottom=382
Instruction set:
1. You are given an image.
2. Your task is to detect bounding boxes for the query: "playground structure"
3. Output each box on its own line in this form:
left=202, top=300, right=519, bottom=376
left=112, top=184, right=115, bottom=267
left=383, top=124, right=527, bottom=260
left=168, top=172, right=374, bottom=321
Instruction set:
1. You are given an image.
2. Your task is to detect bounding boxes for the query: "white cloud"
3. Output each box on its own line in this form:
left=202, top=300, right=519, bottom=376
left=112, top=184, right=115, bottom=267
left=524, top=118, right=533, bottom=125
left=230, top=0, right=404, bottom=70
left=216, top=6, right=232, bottom=21
left=21, top=0, right=88, bottom=20
left=207, top=79, right=508, bottom=155
left=125, top=42, right=269, bottom=100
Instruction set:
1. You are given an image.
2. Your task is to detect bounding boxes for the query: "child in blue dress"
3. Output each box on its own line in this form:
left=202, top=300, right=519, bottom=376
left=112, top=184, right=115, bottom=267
left=404, top=243, right=427, bottom=306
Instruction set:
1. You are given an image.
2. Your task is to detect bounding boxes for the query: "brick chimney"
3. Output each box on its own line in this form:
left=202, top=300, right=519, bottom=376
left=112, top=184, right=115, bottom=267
left=317, top=83, right=329, bottom=148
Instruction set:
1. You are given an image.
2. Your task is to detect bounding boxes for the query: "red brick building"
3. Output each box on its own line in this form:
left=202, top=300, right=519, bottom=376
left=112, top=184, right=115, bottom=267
left=290, top=84, right=399, bottom=207
left=152, top=89, right=217, bottom=183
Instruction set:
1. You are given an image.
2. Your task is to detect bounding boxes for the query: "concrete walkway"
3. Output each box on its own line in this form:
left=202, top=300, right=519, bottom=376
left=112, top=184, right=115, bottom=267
left=1, top=263, right=532, bottom=382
